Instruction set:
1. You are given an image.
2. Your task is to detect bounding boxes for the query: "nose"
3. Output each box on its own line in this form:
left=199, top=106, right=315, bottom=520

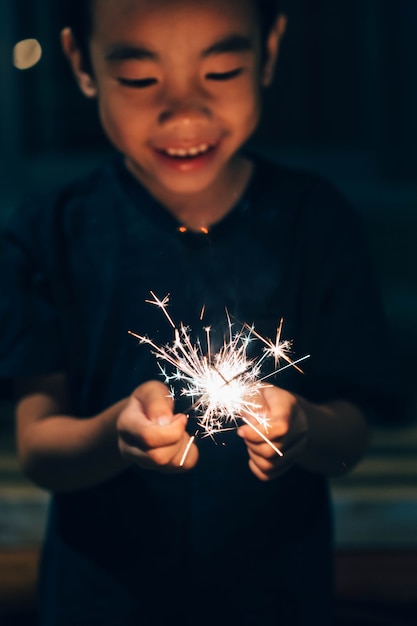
left=157, top=77, right=212, bottom=126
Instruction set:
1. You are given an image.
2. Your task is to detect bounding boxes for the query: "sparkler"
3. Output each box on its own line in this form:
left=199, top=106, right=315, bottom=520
left=128, top=292, right=310, bottom=464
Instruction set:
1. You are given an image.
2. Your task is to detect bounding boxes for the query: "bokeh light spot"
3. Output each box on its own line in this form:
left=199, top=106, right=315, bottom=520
left=13, top=39, right=42, bottom=70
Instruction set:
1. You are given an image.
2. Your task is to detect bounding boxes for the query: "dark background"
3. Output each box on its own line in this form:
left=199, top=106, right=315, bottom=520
left=1, top=1, right=417, bottom=625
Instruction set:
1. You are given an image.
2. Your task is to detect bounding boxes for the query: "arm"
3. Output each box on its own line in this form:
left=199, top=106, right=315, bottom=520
left=296, top=394, right=370, bottom=475
left=15, top=375, right=197, bottom=493
left=237, top=385, right=370, bottom=481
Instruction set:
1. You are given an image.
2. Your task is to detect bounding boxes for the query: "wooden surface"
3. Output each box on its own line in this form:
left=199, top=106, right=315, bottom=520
left=0, top=549, right=39, bottom=611
left=336, top=550, right=417, bottom=603
left=1, top=548, right=417, bottom=614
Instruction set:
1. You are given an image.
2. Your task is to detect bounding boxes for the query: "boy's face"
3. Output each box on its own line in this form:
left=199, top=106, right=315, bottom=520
left=65, top=0, right=283, bottom=202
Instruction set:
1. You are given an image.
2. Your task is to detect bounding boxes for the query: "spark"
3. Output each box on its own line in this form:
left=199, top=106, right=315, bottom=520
left=243, top=319, right=304, bottom=372
left=129, top=293, right=309, bottom=464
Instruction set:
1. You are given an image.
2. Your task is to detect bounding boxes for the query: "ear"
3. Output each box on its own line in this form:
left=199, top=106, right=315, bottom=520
left=261, top=14, right=287, bottom=87
left=61, top=27, right=97, bottom=98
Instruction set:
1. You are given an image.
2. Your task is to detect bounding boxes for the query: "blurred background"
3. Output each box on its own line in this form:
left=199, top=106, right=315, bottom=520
left=0, top=0, right=416, bottom=624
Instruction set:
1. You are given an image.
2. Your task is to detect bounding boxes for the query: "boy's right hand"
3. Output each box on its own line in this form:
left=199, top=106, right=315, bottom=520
left=117, top=381, right=198, bottom=472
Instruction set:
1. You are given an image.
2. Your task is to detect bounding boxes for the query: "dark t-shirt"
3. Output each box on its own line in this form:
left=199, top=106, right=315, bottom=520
left=0, top=155, right=396, bottom=625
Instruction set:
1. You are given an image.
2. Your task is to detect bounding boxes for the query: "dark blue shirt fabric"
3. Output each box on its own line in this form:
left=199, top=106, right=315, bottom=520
left=0, top=155, right=395, bottom=625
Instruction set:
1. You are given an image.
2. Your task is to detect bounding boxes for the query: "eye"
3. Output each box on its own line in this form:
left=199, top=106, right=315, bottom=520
left=205, top=68, right=243, bottom=81
left=117, top=77, right=158, bottom=89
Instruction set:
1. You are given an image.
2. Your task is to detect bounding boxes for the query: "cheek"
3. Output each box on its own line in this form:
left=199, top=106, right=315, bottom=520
left=222, top=82, right=262, bottom=133
left=97, top=94, right=142, bottom=147
left=232, top=96, right=261, bottom=137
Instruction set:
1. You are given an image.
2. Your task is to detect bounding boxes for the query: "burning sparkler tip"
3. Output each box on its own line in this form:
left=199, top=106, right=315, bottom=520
left=130, top=293, right=309, bottom=459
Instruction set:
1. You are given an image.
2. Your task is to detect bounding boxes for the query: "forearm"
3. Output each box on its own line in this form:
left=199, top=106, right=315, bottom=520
left=17, top=399, right=131, bottom=492
left=296, top=398, right=370, bottom=476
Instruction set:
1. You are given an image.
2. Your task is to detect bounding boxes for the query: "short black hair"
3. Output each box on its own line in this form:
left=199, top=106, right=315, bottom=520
left=65, top=0, right=285, bottom=72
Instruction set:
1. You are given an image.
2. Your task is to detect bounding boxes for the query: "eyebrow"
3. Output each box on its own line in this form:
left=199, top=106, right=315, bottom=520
left=104, top=45, right=158, bottom=63
left=201, top=34, right=254, bottom=57
left=104, top=34, right=254, bottom=64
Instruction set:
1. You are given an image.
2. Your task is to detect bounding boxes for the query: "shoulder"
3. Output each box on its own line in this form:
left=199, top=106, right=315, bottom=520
left=1, top=155, right=124, bottom=249
left=254, top=155, right=354, bottom=209
left=251, top=155, right=365, bottom=238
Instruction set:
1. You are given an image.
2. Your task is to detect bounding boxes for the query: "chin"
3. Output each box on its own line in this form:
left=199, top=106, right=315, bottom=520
left=142, top=167, right=225, bottom=196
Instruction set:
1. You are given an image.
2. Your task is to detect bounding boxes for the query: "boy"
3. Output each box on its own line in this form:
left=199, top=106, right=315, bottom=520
left=0, top=1, right=397, bottom=624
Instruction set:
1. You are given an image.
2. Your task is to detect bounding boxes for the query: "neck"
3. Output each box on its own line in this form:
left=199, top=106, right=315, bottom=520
left=126, top=155, right=254, bottom=233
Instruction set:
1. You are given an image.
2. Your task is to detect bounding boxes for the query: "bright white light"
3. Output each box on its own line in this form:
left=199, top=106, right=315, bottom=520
left=129, top=292, right=310, bottom=464
left=13, top=39, right=42, bottom=70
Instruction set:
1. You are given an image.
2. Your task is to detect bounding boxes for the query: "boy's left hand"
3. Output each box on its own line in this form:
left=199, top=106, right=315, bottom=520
left=237, top=386, right=308, bottom=481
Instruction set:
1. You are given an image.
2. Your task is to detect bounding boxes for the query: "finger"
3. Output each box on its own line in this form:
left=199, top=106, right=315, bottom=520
left=120, top=426, right=192, bottom=470
left=261, top=386, right=298, bottom=427
left=237, top=418, right=287, bottom=446
left=246, top=444, right=281, bottom=470
left=244, top=437, right=284, bottom=460
left=134, top=380, right=174, bottom=425
left=238, top=387, right=291, bottom=441
left=247, top=453, right=292, bottom=482
left=248, top=458, right=272, bottom=482
left=249, top=460, right=290, bottom=481
left=119, top=407, right=188, bottom=451
left=130, top=432, right=198, bottom=471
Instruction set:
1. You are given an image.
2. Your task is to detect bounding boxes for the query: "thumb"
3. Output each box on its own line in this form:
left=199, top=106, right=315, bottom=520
left=134, top=380, right=175, bottom=424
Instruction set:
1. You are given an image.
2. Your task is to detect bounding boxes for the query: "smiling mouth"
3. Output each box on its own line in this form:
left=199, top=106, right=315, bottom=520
left=157, top=142, right=216, bottom=159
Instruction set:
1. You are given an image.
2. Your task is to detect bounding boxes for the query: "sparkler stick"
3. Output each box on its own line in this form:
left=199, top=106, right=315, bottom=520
left=179, top=431, right=198, bottom=467
left=129, top=293, right=309, bottom=465
left=239, top=416, right=283, bottom=456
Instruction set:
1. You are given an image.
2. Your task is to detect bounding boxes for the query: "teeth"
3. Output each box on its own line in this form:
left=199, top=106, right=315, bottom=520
left=165, top=143, right=211, bottom=157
